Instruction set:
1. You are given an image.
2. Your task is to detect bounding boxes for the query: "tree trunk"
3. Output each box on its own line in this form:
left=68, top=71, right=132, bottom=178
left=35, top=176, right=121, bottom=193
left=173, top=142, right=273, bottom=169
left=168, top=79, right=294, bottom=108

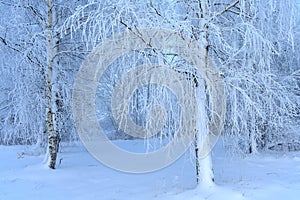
left=46, top=0, right=59, bottom=169
left=194, top=0, right=214, bottom=186
left=195, top=78, right=214, bottom=187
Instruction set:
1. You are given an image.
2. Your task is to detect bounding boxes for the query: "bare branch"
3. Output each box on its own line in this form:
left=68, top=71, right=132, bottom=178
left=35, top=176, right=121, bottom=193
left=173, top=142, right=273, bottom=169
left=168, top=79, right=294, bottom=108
left=0, top=36, right=7, bottom=45
left=208, top=0, right=240, bottom=22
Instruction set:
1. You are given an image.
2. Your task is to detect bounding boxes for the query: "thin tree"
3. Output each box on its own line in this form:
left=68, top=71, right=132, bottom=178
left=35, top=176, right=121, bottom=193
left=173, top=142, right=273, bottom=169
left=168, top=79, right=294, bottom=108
left=0, top=0, right=85, bottom=168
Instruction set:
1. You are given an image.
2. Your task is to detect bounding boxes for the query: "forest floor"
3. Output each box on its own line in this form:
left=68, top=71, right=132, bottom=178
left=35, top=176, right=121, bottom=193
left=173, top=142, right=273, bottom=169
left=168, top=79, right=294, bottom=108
left=1, top=140, right=300, bottom=200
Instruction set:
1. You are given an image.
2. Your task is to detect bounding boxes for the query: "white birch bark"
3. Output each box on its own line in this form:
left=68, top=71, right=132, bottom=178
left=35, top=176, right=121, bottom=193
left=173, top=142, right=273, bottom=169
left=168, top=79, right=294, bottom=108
left=46, top=0, right=59, bottom=169
left=193, top=0, right=214, bottom=186
left=195, top=78, right=214, bottom=187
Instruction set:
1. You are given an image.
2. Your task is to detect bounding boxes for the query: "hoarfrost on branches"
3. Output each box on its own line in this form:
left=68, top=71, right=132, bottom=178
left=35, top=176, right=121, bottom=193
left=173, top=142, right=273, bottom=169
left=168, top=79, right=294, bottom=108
left=0, top=0, right=299, bottom=171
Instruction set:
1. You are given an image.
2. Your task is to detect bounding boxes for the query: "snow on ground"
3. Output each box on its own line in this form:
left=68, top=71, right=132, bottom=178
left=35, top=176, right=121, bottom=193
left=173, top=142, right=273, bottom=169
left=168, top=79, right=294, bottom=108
left=1, top=140, right=300, bottom=200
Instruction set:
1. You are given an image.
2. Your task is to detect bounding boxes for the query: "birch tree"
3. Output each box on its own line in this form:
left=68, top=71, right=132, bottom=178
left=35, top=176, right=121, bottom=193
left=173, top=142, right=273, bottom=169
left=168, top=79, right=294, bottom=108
left=63, top=0, right=298, bottom=185
left=63, top=0, right=225, bottom=185
left=0, top=0, right=85, bottom=168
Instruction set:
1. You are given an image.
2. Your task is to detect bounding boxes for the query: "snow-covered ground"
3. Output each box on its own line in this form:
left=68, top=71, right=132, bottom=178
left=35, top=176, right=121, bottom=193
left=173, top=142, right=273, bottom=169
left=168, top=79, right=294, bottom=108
left=1, top=140, right=300, bottom=200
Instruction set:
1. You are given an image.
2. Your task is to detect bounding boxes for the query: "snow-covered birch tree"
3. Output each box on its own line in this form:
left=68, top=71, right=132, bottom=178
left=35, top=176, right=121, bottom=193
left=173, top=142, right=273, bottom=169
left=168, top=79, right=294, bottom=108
left=62, top=0, right=224, bottom=185
left=62, top=0, right=298, bottom=185
left=0, top=0, right=86, bottom=168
